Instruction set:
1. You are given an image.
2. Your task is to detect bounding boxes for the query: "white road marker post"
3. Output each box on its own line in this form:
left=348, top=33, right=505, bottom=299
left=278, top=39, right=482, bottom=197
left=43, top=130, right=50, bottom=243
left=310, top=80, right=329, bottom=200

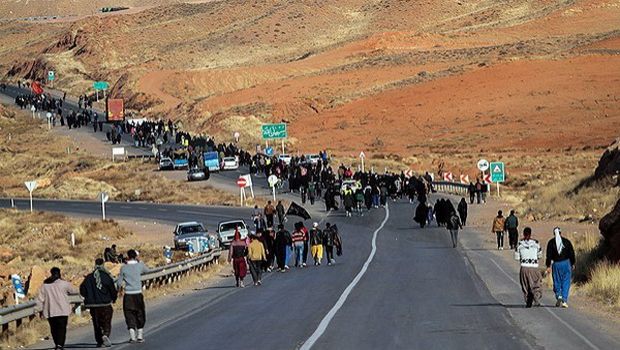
left=359, top=151, right=366, bottom=173
left=24, top=181, right=37, bottom=212
left=99, top=191, right=109, bottom=221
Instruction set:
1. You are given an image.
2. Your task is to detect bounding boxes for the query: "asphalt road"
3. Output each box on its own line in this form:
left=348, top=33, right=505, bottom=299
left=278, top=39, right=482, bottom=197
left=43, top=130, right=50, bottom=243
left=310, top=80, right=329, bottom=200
left=2, top=87, right=618, bottom=349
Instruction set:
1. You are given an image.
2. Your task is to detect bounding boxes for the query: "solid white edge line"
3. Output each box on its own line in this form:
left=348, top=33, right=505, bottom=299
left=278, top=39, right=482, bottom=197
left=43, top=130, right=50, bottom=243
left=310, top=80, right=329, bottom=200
left=299, top=204, right=390, bottom=350
left=483, top=253, right=601, bottom=350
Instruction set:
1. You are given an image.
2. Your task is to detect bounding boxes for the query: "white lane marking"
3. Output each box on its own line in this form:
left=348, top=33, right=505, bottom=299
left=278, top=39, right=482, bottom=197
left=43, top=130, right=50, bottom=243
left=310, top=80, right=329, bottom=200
left=300, top=204, right=390, bottom=350
left=479, top=252, right=601, bottom=350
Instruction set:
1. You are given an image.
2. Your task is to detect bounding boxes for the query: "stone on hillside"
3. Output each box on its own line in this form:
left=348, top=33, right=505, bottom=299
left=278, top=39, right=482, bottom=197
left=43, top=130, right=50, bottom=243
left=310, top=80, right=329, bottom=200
left=26, top=265, right=47, bottom=297
left=594, top=138, right=620, bottom=185
left=599, top=197, right=620, bottom=262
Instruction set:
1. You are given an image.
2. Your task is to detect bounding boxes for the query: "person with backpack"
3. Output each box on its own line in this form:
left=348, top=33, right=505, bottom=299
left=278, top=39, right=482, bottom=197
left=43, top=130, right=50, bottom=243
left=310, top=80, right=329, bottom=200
left=309, top=223, right=324, bottom=265
left=505, top=210, right=520, bottom=250
left=515, top=228, right=542, bottom=307
left=491, top=210, right=506, bottom=250
left=228, top=229, right=249, bottom=287
left=355, top=189, right=365, bottom=216
left=80, top=258, right=117, bottom=347
left=446, top=211, right=463, bottom=248
left=323, top=223, right=342, bottom=265
left=37, top=267, right=76, bottom=350
left=545, top=227, right=576, bottom=308
left=117, top=250, right=149, bottom=343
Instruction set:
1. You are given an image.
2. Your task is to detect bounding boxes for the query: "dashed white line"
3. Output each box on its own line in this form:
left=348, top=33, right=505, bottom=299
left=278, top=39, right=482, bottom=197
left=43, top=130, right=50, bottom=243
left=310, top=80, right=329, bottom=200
left=299, top=204, right=390, bottom=350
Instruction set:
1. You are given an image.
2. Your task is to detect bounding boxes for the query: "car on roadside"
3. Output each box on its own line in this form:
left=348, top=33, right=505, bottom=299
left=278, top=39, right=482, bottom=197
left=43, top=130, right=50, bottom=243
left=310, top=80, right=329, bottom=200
left=187, top=167, right=210, bottom=182
left=217, top=219, right=249, bottom=247
left=340, top=179, right=361, bottom=194
left=278, top=154, right=292, bottom=165
left=159, top=157, right=174, bottom=171
left=221, top=156, right=239, bottom=170
left=173, top=222, right=219, bottom=252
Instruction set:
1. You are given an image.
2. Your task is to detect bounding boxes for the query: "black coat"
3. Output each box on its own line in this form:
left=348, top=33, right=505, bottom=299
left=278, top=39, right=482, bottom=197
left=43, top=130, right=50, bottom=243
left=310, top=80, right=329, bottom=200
left=80, top=270, right=117, bottom=307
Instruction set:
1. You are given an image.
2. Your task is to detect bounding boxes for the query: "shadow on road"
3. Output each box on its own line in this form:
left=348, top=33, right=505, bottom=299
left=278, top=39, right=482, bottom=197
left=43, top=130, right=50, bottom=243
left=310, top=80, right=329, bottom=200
left=451, top=303, right=554, bottom=309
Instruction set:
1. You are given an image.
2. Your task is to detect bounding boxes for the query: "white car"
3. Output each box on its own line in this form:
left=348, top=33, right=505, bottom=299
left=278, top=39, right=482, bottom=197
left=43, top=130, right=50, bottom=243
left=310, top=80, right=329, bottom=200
left=217, top=220, right=249, bottom=247
left=340, top=179, right=361, bottom=194
left=221, top=156, right=239, bottom=170
left=278, top=154, right=292, bottom=165
left=304, top=154, right=321, bottom=165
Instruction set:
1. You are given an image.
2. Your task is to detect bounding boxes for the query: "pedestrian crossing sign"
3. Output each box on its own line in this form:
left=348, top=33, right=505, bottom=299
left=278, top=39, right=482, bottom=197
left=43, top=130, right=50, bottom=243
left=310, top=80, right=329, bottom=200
left=490, top=162, right=505, bottom=183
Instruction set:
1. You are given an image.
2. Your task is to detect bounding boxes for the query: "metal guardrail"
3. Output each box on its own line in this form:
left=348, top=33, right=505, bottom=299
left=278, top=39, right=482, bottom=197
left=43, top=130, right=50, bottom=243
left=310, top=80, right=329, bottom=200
left=0, top=248, right=221, bottom=335
left=432, top=181, right=469, bottom=196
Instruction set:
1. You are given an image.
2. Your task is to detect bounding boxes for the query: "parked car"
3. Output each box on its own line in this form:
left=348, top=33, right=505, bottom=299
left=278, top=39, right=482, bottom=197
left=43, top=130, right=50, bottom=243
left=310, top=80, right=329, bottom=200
left=217, top=220, right=249, bottom=247
left=278, top=154, right=292, bottom=165
left=159, top=157, right=174, bottom=171
left=173, top=222, right=219, bottom=251
left=187, top=167, right=210, bottom=182
left=221, top=156, right=239, bottom=170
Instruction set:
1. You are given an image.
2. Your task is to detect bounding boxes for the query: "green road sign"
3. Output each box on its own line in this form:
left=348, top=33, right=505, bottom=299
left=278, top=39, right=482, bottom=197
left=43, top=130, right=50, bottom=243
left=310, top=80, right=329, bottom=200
left=490, top=162, right=505, bottom=183
left=261, top=123, right=287, bottom=140
left=93, top=81, right=110, bottom=91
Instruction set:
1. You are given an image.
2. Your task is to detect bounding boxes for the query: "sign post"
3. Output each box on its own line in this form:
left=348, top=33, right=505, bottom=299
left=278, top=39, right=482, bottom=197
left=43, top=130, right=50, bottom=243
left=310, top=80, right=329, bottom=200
left=478, top=159, right=490, bottom=194
left=99, top=191, right=109, bottom=220
left=261, top=123, right=287, bottom=156
left=268, top=175, right=278, bottom=202
left=359, top=151, right=366, bottom=173
left=31, top=105, right=36, bottom=119
left=241, top=174, right=254, bottom=198
left=11, top=274, right=25, bottom=305
left=237, top=177, right=247, bottom=206
left=112, top=147, right=125, bottom=162
left=24, top=181, right=37, bottom=212
left=490, top=162, right=505, bottom=197
left=93, top=81, right=109, bottom=103
left=48, top=71, right=55, bottom=88
left=46, top=112, right=52, bottom=130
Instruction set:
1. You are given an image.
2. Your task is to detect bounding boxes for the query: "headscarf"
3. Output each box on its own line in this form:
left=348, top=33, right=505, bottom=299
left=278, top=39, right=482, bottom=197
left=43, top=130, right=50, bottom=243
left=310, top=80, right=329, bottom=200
left=94, top=263, right=112, bottom=290
left=554, top=227, right=564, bottom=255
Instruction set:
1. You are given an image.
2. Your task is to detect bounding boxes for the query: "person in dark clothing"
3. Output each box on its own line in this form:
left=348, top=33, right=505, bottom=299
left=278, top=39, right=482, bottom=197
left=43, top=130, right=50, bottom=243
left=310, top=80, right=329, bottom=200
left=457, top=198, right=468, bottom=226
left=274, top=225, right=292, bottom=272
left=322, top=223, right=342, bottom=265
left=80, top=258, right=118, bottom=347
left=545, top=227, right=576, bottom=308
left=505, top=210, right=520, bottom=250
left=468, top=182, right=476, bottom=204
left=475, top=180, right=483, bottom=204
left=414, top=202, right=429, bottom=228
left=276, top=201, right=286, bottom=225
left=446, top=211, right=463, bottom=248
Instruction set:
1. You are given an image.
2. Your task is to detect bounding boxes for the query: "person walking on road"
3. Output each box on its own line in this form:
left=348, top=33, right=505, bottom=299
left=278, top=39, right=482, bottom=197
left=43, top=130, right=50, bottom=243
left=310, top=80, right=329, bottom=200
left=117, top=249, right=149, bottom=343
left=323, top=223, right=342, bottom=265
left=505, top=210, right=520, bottom=250
left=36, top=267, right=76, bottom=350
left=276, top=200, right=286, bottom=225
left=275, top=224, right=292, bottom=272
left=515, top=227, right=542, bottom=308
left=468, top=182, right=476, bottom=204
left=309, top=223, right=324, bottom=265
left=248, top=233, right=266, bottom=286
left=545, top=227, right=576, bottom=308
left=457, top=198, right=468, bottom=226
left=446, top=210, right=463, bottom=248
left=80, top=258, right=117, bottom=348
left=228, top=230, right=249, bottom=287
left=264, top=201, right=276, bottom=228
left=291, top=225, right=305, bottom=268
left=492, top=210, right=506, bottom=250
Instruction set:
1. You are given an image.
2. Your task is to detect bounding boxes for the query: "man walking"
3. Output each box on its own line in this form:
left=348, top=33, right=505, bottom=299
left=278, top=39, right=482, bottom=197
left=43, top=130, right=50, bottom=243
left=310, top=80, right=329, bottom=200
left=247, top=233, right=266, bottom=286
left=457, top=198, right=468, bottom=226
left=323, top=223, right=342, bottom=265
left=275, top=224, right=292, bottom=272
left=117, top=250, right=149, bottom=343
left=80, top=258, right=117, bottom=347
left=276, top=200, right=286, bottom=225
left=491, top=210, right=506, bottom=250
left=446, top=210, right=462, bottom=248
left=264, top=201, right=276, bottom=228
left=515, top=228, right=542, bottom=307
left=291, top=225, right=305, bottom=268
left=546, top=227, right=576, bottom=308
left=309, top=223, right=324, bottom=265
left=505, top=210, right=520, bottom=250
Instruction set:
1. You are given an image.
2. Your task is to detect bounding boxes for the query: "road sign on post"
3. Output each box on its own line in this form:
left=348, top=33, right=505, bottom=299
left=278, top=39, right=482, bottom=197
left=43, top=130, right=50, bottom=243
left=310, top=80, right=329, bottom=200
left=490, top=161, right=505, bottom=197
left=268, top=175, right=279, bottom=201
left=93, top=81, right=109, bottom=91
left=240, top=174, right=254, bottom=198
left=261, top=123, right=287, bottom=140
left=99, top=192, right=109, bottom=220
left=265, top=147, right=274, bottom=156
left=11, top=274, right=25, bottom=305
left=24, top=181, right=37, bottom=212
left=477, top=159, right=489, bottom=172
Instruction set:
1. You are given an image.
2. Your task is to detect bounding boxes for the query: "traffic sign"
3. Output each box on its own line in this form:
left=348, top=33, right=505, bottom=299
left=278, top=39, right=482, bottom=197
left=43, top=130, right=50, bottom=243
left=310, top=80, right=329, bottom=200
left=442, top=172, right=453, bottom=182
left=24, top=181, right=37, bottom=192
left=490, top=162, right=505, bottom=183
left=99, top=192, right=109, bottom=203
left=12, top=274, right=25, bottom=299
left=93, top=81, right=110, bottom=91
left=404, top=169, right=414, bottom=178
left=236, top=177, right=247, bottom=188
left=48, top=71, right=55, bottom=81
left=261, top=123, right=287, bottom=140
left=460, top=174, right=470, bottom=184
left=268, top=175, right=279, bottom=187
left=359, top=151, right=365, bottom=159
left=477, top=159, right=489, bottom=172
left=483, top=173, right=492, bottom=184
left=265, top=147, right=274, bottom=156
